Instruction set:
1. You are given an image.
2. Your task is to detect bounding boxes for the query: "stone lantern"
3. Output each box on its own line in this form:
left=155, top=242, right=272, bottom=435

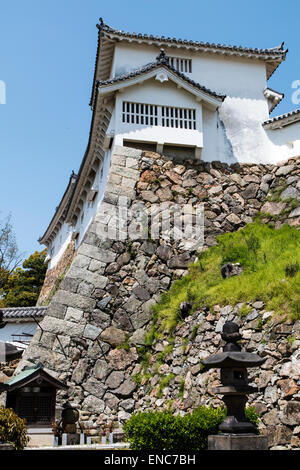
left=202, top=321, right=268, bottom=450
left=61, top=401, right=81, bottom=446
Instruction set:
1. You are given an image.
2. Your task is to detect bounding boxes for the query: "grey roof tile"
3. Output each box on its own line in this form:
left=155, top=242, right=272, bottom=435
left=98, top=19, right=287, bottom=58
left=1, top=306, right=47, bottom=320
left=263, top=108, right=300, bottom=126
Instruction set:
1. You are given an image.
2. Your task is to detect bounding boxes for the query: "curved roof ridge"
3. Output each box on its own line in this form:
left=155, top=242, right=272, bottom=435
left=98, top=49, right=226, bottom=101
left=97, top=18, right=287, bottom=57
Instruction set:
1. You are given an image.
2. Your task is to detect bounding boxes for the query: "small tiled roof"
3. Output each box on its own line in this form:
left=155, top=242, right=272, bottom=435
left=98, top=49, right=226, bottom=101
left=1, top=306, right=47, bottom=320
left=6, top=365, right=68, bottom=391
left=6, top=366, right=42, bottom=387
left=263, top=108, right=300, bottom=128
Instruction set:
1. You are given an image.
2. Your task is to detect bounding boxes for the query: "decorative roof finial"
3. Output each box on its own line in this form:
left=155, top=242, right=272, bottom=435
left=99, top=17, right=104, bottom=28
left=221, top=321, right=242, bottom=352
left=156, top=48, right=169, bottom=65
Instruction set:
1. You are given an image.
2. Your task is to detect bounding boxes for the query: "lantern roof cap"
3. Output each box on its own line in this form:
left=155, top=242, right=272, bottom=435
left=203, top=321, right=266, bottom=368
left=202, top=351, right=266, bottom=368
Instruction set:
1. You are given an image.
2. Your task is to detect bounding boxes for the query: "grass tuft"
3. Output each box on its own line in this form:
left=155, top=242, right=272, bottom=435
left=152, top=221, right=300, bottom=333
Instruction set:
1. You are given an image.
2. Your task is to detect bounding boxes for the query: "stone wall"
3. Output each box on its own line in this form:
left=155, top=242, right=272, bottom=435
left=0, top=359, right=20, bottom=382
left=16, top=146, right=300, bottom=449
left=0, top=359, right=21, bottom=406
left=37, top=241, right=76, bottom=306
left=132, top=303, right=300, bottom=450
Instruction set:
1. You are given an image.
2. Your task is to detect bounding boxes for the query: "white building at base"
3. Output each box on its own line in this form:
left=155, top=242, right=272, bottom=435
left=39, top=19, right=300, bottom=270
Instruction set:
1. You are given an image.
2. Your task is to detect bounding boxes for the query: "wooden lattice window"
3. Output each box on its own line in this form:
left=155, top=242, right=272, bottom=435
left=122, top=102, right=197, bottom=130
left=37, top=396, right=54, bottom=423
left=161, top=106, right=196, bottom=130
left=169, top=57, right=192, bottom=73
left=122, top=102, right=158, bottom=125
left=18, top=396, right=35, bottom=423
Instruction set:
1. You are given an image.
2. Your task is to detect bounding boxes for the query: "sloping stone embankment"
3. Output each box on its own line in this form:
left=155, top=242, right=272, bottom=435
left=15, top=146, right=300, bottom=449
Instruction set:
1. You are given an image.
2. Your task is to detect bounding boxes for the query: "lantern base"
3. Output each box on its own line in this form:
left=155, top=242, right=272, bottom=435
left=219, top=416, right=256, bottom=434
left=208, top=434, right=268, bottom=451
left=61, top=433, right=80, bottom=446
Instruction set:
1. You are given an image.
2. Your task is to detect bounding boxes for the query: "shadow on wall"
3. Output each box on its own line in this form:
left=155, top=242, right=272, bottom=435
left=216, top=114, right=236, bottom=165
left=265, top=122, right=300, bottom=163
left=123, top=140, right=197, bottom=162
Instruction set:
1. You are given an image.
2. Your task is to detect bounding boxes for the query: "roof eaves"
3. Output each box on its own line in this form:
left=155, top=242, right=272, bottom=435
left=98, top=19, right=287, bottom=59
left=264, top=87, right=285, bottom=113
left=65, top=92, right=111, bottom=226
left=1, top=306, right=48, bottom=320
left=264, top=86, right=284, bottom=97
left=263, top=108, right=300, bottom=128
left=6, top=366, right=68, bottom=391
left=38, top=172, right=78, bottom=246
left=90, top=21, right=115, bottom=109
left=89, top=24, right=102, bottom=108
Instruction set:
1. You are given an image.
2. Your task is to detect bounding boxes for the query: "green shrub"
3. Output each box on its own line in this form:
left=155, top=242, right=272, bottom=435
left=124, top=411, right=181, bottom=450
left=179, top=406, right=226, bottom=450
left=244, top=406, right=260, bottom=434
left=0, top=407, right=29, bottom=450
left=123, top=406, right=261, bottom=450
left=123, top=407, right=225, bottom=450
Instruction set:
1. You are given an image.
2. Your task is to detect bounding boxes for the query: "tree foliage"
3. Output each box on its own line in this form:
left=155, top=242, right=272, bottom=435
left=0, top=249, right=47, bottom=307
left=0, top=214, right=24, bottom=290
left=0, top=407, right=29, bottom=450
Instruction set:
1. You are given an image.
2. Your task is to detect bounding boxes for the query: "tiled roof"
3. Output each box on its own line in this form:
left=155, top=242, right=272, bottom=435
left=6, top=365, right=42, bottom=386
left=39, top=171, right=77, bottom=245
left=48, top=19, right=288, bottom=235
left=1, top=306, right=47, bottom=320
left=6, top=365, right=68, bottom=391
left=98, top=19, right=287, bottom=59
left=264, top=87, right=284, bottom=113
left=263, top=108, right=300, bottom=128
left=98, top=49, right=226, bottom=101
left=89, top=19, right=287, bottom=109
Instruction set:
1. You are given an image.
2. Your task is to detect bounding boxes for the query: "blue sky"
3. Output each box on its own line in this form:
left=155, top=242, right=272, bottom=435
left=0, top=0, right=300, bottom=262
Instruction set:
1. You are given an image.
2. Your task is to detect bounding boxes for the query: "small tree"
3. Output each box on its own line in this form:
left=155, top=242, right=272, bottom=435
left=0, top=214, right=24, bottom=290
left=0, top=407, right=29, bottom=450
left=1, top=249, right=47, bottom=307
